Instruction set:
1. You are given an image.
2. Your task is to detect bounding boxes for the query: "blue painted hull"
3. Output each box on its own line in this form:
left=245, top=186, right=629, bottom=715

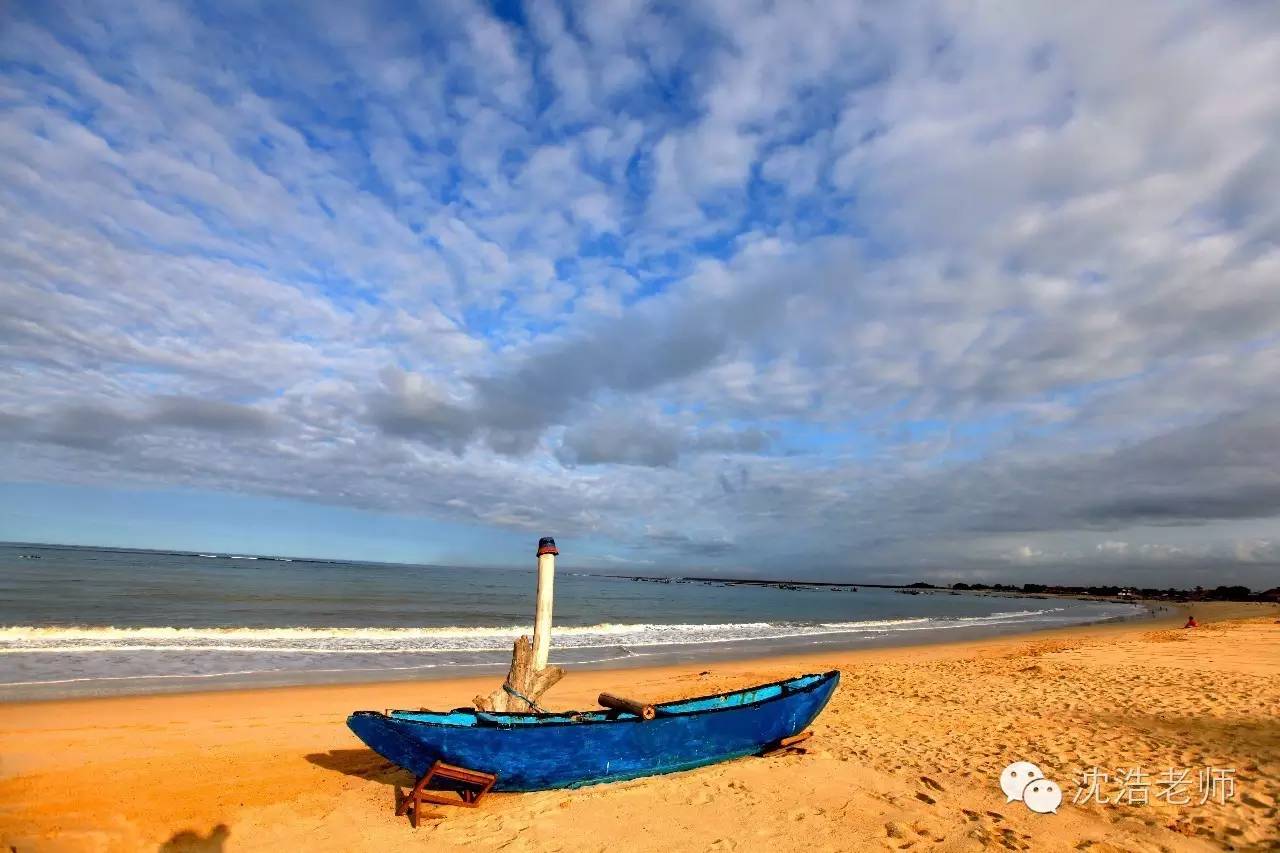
left=347, top=670, right=839, bottom=791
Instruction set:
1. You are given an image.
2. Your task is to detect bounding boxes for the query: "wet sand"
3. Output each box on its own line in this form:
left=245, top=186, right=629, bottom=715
left=1, top=602, right=1276, bottom=852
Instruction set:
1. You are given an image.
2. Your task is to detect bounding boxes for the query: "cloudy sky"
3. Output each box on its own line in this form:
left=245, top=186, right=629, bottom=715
left=2, top=1, right=1279, bottom=586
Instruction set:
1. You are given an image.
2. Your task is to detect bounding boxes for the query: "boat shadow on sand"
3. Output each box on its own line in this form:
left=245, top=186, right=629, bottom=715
left=305, top=748, right=415, bottom=787
left=306, top=749, right=467, bottom=824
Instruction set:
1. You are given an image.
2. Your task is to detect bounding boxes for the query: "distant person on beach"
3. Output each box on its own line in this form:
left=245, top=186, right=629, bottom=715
left=1184, top=615, right=1198, bottom=628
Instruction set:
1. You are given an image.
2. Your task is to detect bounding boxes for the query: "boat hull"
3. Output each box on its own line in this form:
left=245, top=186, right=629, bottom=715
left=347, top=670, right=839, bottom=791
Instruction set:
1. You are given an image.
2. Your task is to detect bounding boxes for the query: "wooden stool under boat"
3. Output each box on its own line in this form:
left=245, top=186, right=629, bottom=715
left=398, top=760, right=498, bottom=825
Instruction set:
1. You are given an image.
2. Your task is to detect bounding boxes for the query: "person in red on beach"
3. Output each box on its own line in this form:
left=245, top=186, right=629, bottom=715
left=1184, top=615, right=1199, bottom=628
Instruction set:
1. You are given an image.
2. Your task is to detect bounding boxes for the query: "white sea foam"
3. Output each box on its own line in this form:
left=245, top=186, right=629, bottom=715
left=0, top=611, right=1077, bottom=655
left=0, top=604, right=1142, bottom=697
left=0, top=651, right=651, bottom=689
left=0, top=622, right=775, bottom=643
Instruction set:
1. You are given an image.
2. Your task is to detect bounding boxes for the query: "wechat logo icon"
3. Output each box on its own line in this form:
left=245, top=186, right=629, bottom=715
left=999, top=761, right=1062, bottom=814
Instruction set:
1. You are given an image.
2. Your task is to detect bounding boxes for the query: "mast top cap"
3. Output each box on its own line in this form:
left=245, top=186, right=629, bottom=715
left=537, top=536, right=559, bottom=556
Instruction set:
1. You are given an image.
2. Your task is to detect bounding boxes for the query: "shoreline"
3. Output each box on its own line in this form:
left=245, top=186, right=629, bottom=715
left=5, top=597, right=1195, bottom=715
left=1, top=601, right=1276, bottom=852
left=0, top=599, right=1156, bottom=704
left=3, top=597, right=1203, bottom=716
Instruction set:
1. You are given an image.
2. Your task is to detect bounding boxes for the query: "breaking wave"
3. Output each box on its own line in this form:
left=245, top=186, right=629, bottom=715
left=0, top=610, right=1071, bottom=655
left=0, top=604, right=1140, bottom=696
left=0, top=619, right=921, bottom=653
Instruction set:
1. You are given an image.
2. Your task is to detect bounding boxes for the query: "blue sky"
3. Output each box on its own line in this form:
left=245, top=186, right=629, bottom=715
left=2, top=1, right=1279, bottom=585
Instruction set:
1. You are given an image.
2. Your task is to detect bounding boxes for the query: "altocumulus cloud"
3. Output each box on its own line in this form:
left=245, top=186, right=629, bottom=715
left=1, top=1, right=1279, bottom=585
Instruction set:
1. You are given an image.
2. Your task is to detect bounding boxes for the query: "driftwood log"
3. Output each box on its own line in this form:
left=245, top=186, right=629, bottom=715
left=474, top=635, right=564, bottom=712
left=597, top=692, right=656, bottom=720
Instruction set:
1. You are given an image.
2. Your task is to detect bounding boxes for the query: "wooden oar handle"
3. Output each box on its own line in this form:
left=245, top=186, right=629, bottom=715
left=598, top=692, right=656, bottom=720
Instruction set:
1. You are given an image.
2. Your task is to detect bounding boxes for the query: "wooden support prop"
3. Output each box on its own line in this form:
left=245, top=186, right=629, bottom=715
left=397, top=759, right=497, bottom=826
left=778, top=730, right=813, bottom=748
left=759, top=729, right=813, bottom=756
left=597, top=692, right=656, bottom=720
left=474, top=537, right=565, bottom=713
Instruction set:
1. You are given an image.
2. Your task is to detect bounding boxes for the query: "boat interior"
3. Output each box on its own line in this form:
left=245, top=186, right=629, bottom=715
left=385, top=671, right=832, bottom=727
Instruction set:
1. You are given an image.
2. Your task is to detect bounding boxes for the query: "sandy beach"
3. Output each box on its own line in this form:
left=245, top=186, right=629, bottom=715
left=1, top=603, right=1276, bottom=853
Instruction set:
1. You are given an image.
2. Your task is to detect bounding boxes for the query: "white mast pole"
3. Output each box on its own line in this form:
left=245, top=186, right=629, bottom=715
left=531, top=537, right=557, bottom=670
left=474, top=536, right=564, bottom=712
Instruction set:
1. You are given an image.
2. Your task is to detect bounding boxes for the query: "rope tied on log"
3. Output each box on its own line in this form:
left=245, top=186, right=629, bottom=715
left=474, top=635, right=564, bottom=712
left=502, top=682, right=547, bottom=713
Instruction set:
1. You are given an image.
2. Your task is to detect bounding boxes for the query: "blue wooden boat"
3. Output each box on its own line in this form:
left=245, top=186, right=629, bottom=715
left=347, top=670, right=839, bottom=791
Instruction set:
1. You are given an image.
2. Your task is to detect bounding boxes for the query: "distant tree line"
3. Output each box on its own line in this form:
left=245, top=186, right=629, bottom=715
left=925, top=581, right=1280, bottom=603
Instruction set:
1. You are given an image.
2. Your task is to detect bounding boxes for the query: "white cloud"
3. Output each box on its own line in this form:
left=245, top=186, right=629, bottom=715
left=1, top=1, right=1279, bottom=584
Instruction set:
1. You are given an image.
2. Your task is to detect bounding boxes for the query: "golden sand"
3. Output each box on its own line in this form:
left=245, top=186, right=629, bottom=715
left=1, top=602, right=1277, bottom=852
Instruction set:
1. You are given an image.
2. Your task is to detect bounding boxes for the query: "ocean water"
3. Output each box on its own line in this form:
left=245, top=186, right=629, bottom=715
left=0, top=543, right=1145, bottom=700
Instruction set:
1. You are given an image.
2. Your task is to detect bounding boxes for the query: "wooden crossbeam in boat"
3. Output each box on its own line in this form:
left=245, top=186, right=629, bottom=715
left=597, top=692, right=656, bottom=720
